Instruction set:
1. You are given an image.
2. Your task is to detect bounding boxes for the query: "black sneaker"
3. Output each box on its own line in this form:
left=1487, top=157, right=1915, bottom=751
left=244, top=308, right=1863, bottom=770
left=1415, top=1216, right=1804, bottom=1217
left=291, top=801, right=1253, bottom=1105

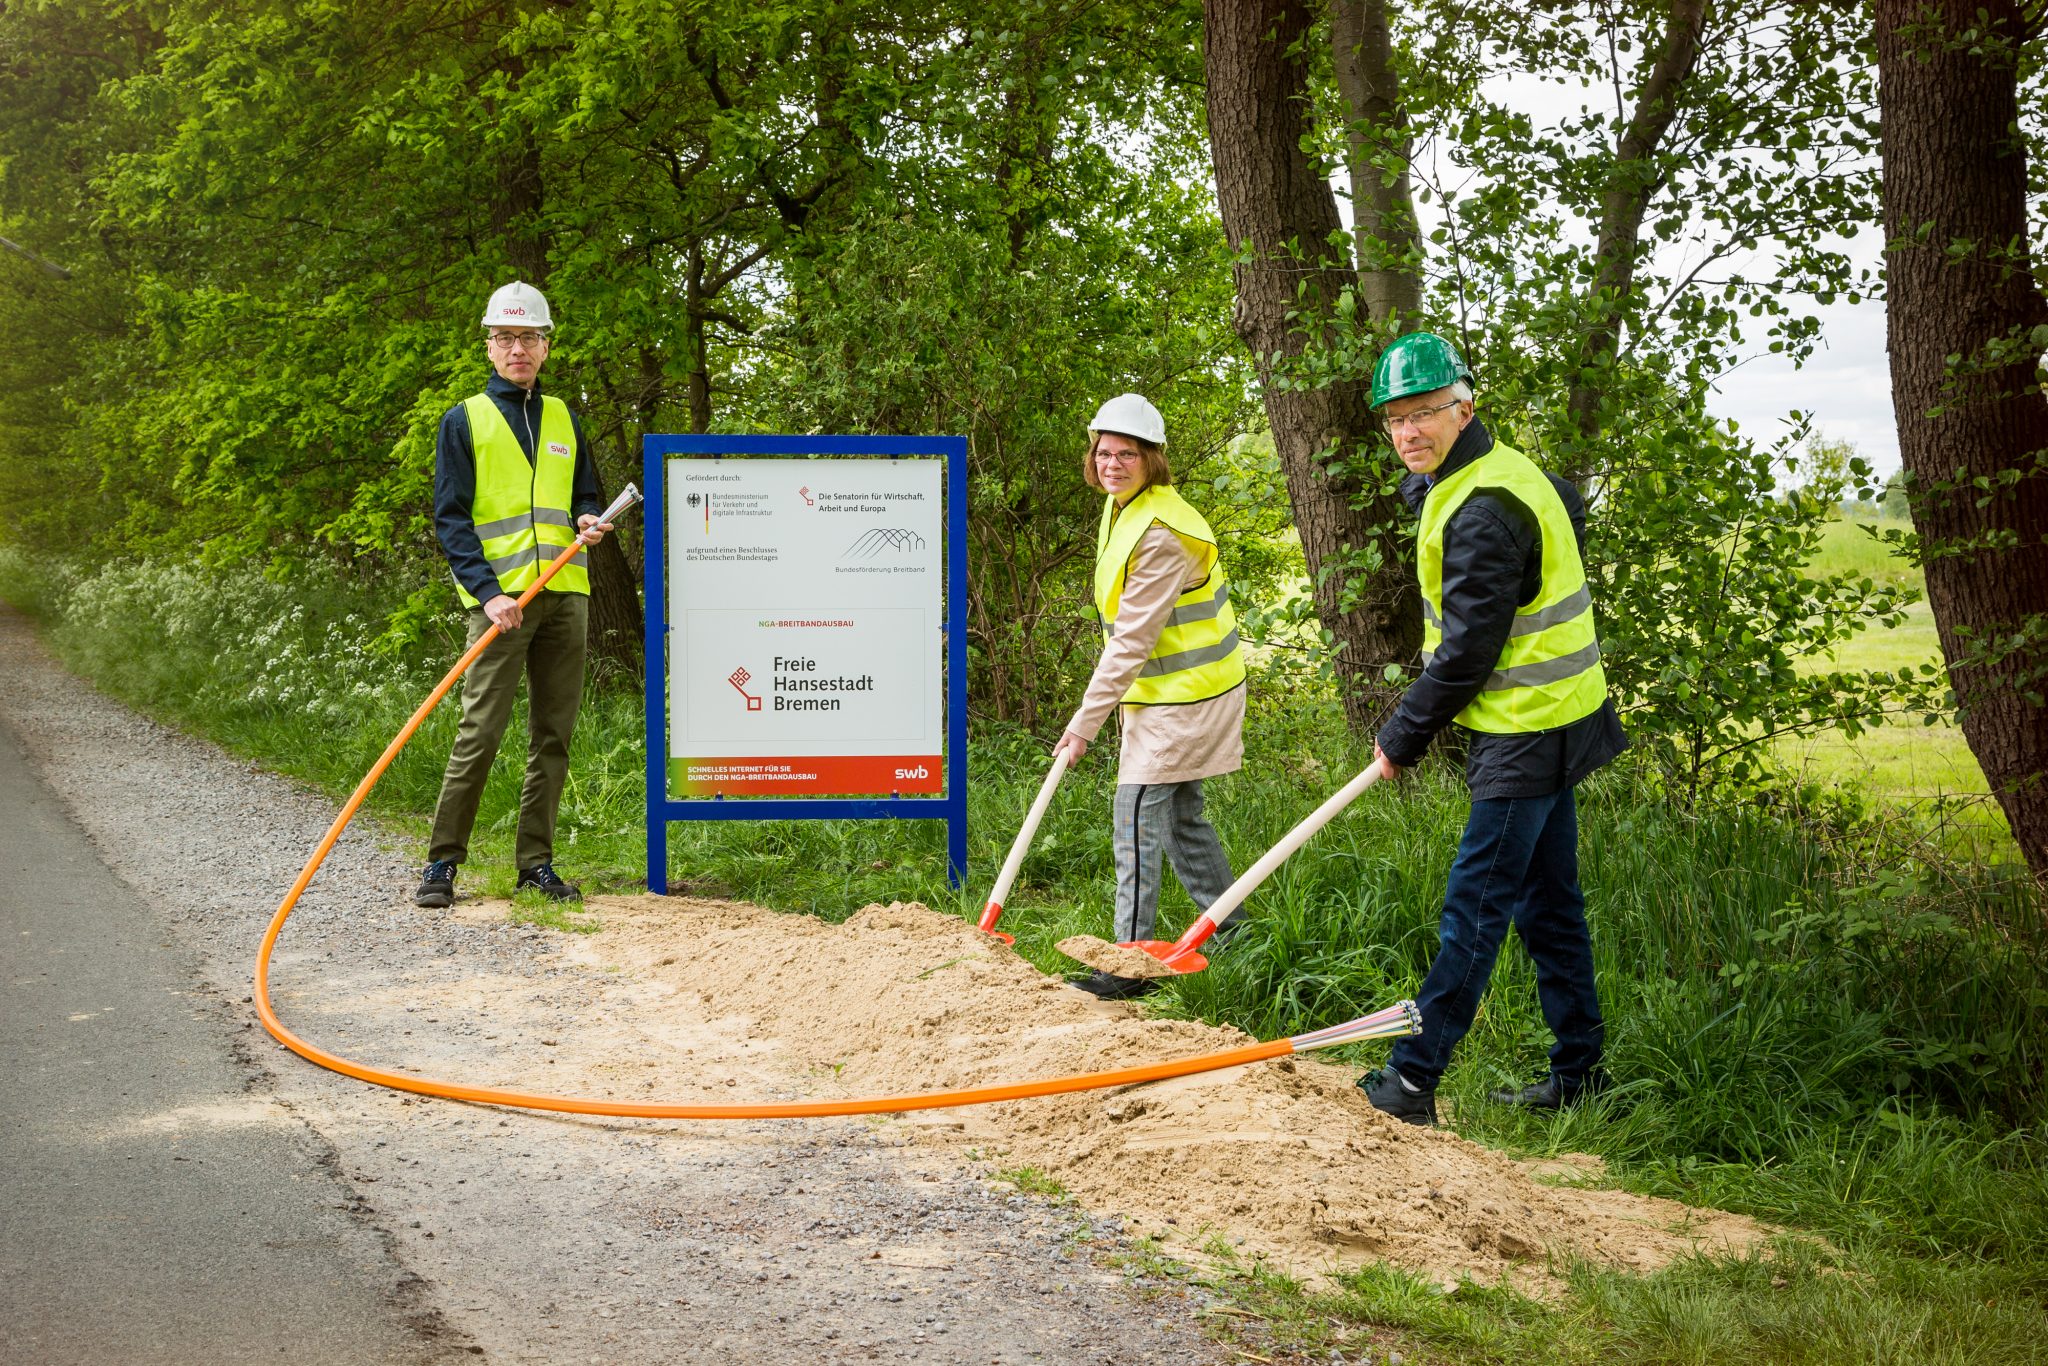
left=414, top=860, right=456, bottom=908
left=1069, top=970, right=1161, bottom=1000
left=516, top=863, right=582, bottom=902
left=1357, top=1066, right=1437, bottom=1126
left=1489, top=1072, right=1603, bottom=1110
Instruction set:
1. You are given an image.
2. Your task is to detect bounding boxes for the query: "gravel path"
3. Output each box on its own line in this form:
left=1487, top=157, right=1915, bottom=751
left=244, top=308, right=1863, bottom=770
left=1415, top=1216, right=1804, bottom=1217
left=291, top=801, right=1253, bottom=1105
left=0, top=603, right=1236, bottom=1365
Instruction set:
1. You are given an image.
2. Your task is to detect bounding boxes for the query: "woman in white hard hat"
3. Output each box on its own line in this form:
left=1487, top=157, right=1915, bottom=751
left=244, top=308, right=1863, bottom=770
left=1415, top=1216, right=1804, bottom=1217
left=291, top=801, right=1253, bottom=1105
left=1055, top=394, right=1247, bottom=999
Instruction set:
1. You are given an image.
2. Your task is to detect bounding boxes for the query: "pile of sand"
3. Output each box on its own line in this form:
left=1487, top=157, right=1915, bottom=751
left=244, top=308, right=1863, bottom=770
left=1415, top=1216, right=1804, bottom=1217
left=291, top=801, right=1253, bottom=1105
left=557, top=896, right=1767, bottom=1292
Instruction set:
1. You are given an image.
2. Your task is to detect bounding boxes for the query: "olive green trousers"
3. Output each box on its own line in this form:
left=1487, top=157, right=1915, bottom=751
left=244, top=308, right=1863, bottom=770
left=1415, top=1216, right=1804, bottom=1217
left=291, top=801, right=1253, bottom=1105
left=426, top=590, right=588, bottom=870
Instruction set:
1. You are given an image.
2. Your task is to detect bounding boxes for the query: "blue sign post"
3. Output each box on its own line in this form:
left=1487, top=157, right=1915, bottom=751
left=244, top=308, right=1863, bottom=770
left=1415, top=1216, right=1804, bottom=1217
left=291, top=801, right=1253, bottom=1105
left=642, top=434, right=968, bottom=893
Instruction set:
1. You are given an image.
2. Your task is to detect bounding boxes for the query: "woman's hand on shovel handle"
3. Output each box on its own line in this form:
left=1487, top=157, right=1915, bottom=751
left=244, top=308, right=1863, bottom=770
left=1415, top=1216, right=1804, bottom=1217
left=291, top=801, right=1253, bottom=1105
left=1054, top=730, right=1088, bottom=769
left=1373, top=743, right=1405, bottom=782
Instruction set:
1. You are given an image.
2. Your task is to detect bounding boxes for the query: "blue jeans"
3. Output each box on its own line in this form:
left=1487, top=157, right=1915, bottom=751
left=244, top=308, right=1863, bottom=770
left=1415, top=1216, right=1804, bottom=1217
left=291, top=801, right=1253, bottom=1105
left=1387, top=786, right=1604, bottom=1091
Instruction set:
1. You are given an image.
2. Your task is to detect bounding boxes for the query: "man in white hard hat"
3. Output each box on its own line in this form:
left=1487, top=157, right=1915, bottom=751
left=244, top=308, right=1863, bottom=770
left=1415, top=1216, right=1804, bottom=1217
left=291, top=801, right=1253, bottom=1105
left=415, top=281, right=615, bottom=909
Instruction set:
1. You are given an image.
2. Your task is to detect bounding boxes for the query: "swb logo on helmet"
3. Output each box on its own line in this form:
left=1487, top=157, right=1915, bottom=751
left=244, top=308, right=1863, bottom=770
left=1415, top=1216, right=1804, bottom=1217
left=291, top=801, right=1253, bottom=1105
left=481, top=281, right=553, bottom=330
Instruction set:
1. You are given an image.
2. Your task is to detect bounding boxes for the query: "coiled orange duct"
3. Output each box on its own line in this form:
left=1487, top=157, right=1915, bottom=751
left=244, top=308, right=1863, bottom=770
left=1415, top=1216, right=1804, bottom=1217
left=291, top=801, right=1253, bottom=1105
left=253, top=485, right=1417, bottom=1117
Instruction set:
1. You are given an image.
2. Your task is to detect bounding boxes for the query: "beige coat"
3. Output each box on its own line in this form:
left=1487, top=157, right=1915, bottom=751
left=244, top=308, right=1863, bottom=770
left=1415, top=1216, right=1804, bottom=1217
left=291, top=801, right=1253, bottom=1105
left=1066, top=524, right=1246, bottom=785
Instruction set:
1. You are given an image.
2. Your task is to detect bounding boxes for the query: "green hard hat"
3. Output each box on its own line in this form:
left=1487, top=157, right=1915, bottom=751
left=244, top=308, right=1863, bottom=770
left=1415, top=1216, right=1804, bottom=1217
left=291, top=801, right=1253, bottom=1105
left=1370, top=331, right=1475, bottom=409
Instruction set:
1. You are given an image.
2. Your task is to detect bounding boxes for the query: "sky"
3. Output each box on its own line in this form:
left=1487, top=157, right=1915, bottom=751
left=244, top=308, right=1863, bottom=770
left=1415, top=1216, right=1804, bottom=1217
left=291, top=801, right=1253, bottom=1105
left=1698, top=235, right=1899, bottom=480
left=1373, top=56, right=1906, bottom=483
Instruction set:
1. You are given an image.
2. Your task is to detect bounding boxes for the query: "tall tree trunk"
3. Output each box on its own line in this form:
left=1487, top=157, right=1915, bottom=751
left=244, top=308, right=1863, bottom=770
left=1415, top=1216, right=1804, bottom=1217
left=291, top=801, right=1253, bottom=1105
left=1330, top=0, right=1420, bottom=326
left=492, top=132, right=550, bottom=283
left=684, top=241, right=712, bottom=435
left=1205, top=0, right=1420, bottom=734
left=581, top=487, right=643, bottom=683
left=1562, top=0, right=1709, bottom=484
left=489, top=60, right=641, bottom=678
left=584, top=344, right=672, bottom=687
left=1875, top=0, right=2048, bottom=885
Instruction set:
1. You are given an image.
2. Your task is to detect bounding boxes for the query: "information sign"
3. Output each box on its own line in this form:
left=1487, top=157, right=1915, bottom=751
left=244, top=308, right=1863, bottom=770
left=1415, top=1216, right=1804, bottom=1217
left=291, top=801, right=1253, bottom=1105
left=669, top=458, right=942, bottom=796
left=642, top=435, right=967, bottom=894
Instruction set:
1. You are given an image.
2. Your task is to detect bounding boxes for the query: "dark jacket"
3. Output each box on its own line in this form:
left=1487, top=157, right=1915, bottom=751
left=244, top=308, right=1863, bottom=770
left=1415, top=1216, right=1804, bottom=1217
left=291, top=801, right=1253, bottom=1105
left=433, top=372, right=605, bottom=605
left=1376, top=418, right=1627, bottom=800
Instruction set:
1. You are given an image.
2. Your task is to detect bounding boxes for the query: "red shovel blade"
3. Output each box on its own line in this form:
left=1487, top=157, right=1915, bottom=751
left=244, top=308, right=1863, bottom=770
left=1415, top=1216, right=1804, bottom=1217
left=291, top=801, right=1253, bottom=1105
left=1127, top=940, right=1208, bottom=974
left=976, top=902, right=1015, bottom=946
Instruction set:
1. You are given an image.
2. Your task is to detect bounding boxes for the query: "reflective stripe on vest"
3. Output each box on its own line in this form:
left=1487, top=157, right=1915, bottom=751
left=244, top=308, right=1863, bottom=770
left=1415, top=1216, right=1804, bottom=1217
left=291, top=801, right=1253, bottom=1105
left=1416, top=440, right=1605, bottom=734
left=456, top=393, right=587, bottom=608
left=1093, top=484, right=1247, bottom=706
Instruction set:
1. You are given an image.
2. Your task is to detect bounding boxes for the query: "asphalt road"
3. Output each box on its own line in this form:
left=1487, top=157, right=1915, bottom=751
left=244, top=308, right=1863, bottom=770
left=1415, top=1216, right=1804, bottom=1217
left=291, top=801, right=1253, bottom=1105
left=0, top=719, right=469, bottom=1365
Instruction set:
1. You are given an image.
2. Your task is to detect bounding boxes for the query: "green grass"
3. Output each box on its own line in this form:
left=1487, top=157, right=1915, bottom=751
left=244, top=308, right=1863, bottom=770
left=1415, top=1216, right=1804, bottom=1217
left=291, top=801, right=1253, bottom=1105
left=1200, top=1239, right=2048, bottom=1365
left=1805, top=512, right=1923, bottom=594
left=507, top=891, right=603, bottom=933
left=1771, top=518, right=2016, bottom=862
left=1777, top=599, right=2008, bottom=860
left=994, top=1165, right=1074, bottom=1202
left=7, top=549, right=2046, bottom=1365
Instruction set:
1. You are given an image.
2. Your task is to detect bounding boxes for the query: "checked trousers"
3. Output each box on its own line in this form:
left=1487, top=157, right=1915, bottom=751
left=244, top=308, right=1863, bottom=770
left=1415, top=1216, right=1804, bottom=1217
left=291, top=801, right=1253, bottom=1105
left=1112, top=779, right=1236, bottom=946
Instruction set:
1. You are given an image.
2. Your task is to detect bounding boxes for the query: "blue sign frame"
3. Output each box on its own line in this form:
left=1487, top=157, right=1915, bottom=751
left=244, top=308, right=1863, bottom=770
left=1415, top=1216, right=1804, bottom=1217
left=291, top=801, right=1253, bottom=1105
left=642, top=434, right=969, bottom=893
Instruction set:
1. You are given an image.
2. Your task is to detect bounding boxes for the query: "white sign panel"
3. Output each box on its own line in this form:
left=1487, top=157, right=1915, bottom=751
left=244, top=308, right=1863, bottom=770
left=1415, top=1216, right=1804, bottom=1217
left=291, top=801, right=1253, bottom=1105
left=667, top=458, right=943, bottom=796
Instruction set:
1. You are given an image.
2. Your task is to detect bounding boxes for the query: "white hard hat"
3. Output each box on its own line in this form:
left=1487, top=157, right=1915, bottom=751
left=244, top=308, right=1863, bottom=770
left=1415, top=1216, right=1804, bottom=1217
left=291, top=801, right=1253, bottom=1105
left=481, top=280, right=552, bottom=329
left=1087, top=393, right=1166, bottom=447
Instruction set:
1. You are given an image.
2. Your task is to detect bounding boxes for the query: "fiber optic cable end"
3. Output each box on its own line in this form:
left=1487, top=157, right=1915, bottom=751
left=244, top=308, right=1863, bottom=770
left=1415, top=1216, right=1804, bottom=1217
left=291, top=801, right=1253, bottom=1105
left=600, top=484, right=642, bottom=523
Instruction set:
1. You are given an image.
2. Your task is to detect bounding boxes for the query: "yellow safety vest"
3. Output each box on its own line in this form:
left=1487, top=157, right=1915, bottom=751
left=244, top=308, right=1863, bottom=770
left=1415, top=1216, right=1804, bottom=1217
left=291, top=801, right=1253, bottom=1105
left=1417, top=441, right=1605, bottom=733
left=456, top=392, right=588, bottom=608
left=1093, top=484, right=1246, bottom=706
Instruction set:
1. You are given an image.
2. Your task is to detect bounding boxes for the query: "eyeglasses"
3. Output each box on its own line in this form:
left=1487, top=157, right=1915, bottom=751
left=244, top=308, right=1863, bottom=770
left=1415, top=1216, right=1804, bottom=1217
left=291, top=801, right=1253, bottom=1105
left=1381, top=398, right=1463, bottom=433
left=488, top=331, right=549, bottom=352
left=1095, top=449, right=1144, bottom=465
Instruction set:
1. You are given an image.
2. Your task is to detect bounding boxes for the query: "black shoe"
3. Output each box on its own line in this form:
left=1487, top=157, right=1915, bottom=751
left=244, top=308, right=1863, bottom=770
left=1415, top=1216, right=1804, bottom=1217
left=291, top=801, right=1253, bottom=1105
left=415, top=860, right=456, bottom=908
left=1069, top=970, right=1161, bottom=1001
left=1357, top=1067, right=1437, bottom=1126
left=516, top=863, right=582, bottom=902
left=1488, top=1073, right=1600, bottom=1110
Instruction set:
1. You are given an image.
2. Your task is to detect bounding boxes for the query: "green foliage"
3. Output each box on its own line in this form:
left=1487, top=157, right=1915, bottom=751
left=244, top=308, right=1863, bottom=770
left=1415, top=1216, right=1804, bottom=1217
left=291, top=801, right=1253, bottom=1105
left=1, top=0, right=1281, bottom=735
left=17, top=552, right=463, bottom=814
left=0, top=0, right=1987, bottom=785
left=761, top=139, right=1261, bottom=725
left=1591, top=416, right=1945, bottom=795
left=1276, top=2, right=1942, bottom=790
left=0, top=4, right=156, bottom=557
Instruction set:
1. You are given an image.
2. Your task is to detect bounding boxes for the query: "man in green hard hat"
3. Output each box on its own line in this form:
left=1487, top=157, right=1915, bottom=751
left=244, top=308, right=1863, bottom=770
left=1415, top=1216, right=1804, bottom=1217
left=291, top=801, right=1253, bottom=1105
left=1353, top=331, right=1627, bottom=1126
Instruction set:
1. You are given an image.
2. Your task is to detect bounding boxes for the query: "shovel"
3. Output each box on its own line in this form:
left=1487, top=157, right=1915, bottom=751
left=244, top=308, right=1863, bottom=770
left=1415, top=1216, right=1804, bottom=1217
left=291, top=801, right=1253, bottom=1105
left=975, top=752, right=1070, bottom=945
left=1059, top=761, right=1385, bottom=978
